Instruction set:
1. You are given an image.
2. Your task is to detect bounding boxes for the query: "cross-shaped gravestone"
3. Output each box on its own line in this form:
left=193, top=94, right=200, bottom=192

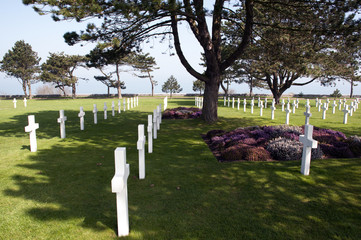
left=228, top=97, right=230, bottom=107
left=237, top=98, right=240, bottom=110
left=13, top=98, right=17, bottom=108
left=305, top=99, right=310, bottom=109
left=111, top=147, right=130, bottom=237
left=331, top=100, right=337, bottom=114
left=112, top=101, right=115, bottom=117
left=93, top=104, right=98, bottom=124
left=321, top=103, right=327, bottom=120
left=304, top=105, right=312, bottom=125
left=131, top=97, right=134, bottom=109
left=57, top=110, right=67, bottom=139
left=258, top=97, right=261, bottom=107
left=127, top=98, right=130, bottom=110
left=164, top=96, right=168, bottom=110
left=23, top=98, right=27, bottom=107
left=200, top=97, right=203, bottom=108
left=243, top=99, right=247, bottom=112
left=137, top=96, right=139, bottom=106
left=259, top=100, right=263, bottom=116
left=104, top=102, right=108, bottom=120
left=137, top=124, right=146, bottom=179
left=318, top=100, right=322, bottom=112
left=281, top=99, right=285, bottom=112
left=338, top=99, right=342, bottom=111
left=147, top=115, right=153, bottom=153
left=326, top=98, right=330, bottom=110
left=232, top=97, right=235, bottom=108
left=287, top=97, right=290, bottom=105
left=285, top=103, right=291, bottom=125
left=25, top=115, right=39, bottom=152
left=342, top=105, right=350, bottom=124
left=153, top=109, right=158, bottom=139
left=264, top=98, right=268, bottom=108
left=292, top=100, right=296, bottom=114
left=250, top=99, right=254, bottom=114
left=224, top=96, right=226, bottom=106
left=296, top=98, right=299, bottom=108
left=118, top=100, right=121, bottom=114
left=343, top=98, right=347, bottom=108
left=123, top=99, right=126, bottom=112
left=300, top=124, right=318, bottom=176
left=315, top=98, right=319, bottom=107
left=270, top=102, right=276, bottom=120
left=349, top=102, right=354, bottom=116
left=78, top=106, right=85, bottom=130
left=158, top=104, right=162, bottom=125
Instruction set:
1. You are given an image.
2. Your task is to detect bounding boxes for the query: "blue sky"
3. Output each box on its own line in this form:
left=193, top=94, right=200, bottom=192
left=0, top=1, right=359, bottom=96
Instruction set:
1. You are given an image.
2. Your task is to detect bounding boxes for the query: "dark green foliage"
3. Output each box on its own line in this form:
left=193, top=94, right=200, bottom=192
left=347, top=135, right=361, bottom=157
left=192, top=79, right=205, bottom=95
left=0, top=40, right=40, bottom=98
left=161, top=75, right=182, bottom=98
left=266, top=137, right=303, bottom=161
left=330, top=89, right=343, bottom=98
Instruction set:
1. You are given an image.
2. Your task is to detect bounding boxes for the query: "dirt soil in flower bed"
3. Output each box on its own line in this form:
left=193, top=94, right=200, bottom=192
left=162, top=107, right=202, bottom=119
left=202, top=125, right=361, bottom=162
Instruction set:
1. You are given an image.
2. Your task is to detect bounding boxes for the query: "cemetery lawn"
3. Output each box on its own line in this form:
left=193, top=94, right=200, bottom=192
left=0, top=97, right=360, bottom=240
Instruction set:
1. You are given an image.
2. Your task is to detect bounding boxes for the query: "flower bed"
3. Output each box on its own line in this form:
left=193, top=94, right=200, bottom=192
left=202, top=125, right=361, bottom=162
left=162, top=107, right=202, bottom=119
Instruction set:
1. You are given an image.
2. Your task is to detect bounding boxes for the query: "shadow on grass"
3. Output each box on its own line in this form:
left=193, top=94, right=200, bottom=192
left=2, top=107, right=361, bottom=239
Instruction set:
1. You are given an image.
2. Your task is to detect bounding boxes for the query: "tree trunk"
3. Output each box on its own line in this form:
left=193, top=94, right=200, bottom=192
left=22, top=80, right=28, bottom=98
left=151, top=82, right=154, bottom=97
left=249, top=77, right=253, bottom=97
left=117, top=85, right=122, bottom=99
left=350, top=77, right=354, bottom=98
left=107, top=86, right=110, bottom=97
left=72, top=83, right=76, bottom=99
left=202, top=79, right=220, bottom=123
left=27, top=80, right=33, bottom=99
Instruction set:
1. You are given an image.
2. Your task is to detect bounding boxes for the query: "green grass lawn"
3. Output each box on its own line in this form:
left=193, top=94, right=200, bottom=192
left=0, top=97, right=360, bottom=240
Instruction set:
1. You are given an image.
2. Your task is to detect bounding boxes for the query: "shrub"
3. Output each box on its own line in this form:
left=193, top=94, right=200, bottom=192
left=163, top=107, right=202, bottom=119
left=221, top=144, right=271, bottom=161
left=347, top=135, right=361, bottom=157
left=266, top=137, right=303, bottom=161
left=330, top=89, right=342, bottom=98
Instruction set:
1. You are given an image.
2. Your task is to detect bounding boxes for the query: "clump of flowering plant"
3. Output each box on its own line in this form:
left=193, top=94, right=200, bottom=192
left=203, top=125, right=358, bottom=162
left=162, top=107, right=202, bottom=119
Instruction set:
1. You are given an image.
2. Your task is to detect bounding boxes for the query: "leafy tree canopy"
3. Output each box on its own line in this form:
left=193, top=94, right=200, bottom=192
left=162, top=75, right=182, bottom=97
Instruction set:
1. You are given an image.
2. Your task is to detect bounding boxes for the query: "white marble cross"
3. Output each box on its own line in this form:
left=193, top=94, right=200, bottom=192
left=338, top=99, right=342, bottom=111
left=224, top=96, right=226, bottom=106
left=104, top=102, right=108, bottom=120
left=93, top=104, right=98, bottom=124
left=57, top=110, right=67, bottom=139
left=321, top=103, right=327, bottom=120
left=349, top=102, right=354, bottom=116
left=232, top=97, right=235, bottom=108
left=127, top=98, right=130, bottom=110
left=285, top=103, right=291, bottom=125
left=200, top=97, right=203, bottom=108
left=305, top=99, right=310, bottom=109
left=315, top=98, right=319, bottom=107
left=343, top=98, right=347, bottom=108
left=237, top=98, right=240, bottom=110
left=259, top=100, right=263, bottom=116
left=164, top=96, right=168, bottom=110
left=342, top=105, right=350, bottom=124
left=13, top=98, right=17, bottom=108
left=264, top=98, right=268, bottom=108
left=270, top=101, right=276, bottom=120
left=136, top=96, right=139, bottom=107
left=250, top=99, right=254, bottom=114
left=243, top=99, right=247, bottom=112
left=228, top=97, right=230, bottom=107
left=281, top=99, right=285, bottom=112
left=300, top=124, right=318, bottom=176
left=112, top=101, right=115, bottom=117
left=331, top=100, right=337, bottom=114
left=292, top=100, right=296, bottom=114
left=258, top=97, right=261, bottom=107
left=147, top=115, right=153, bottom=153
left=137, top=124, right=146, bottom=179
left=131, top=98, right=134, bottom=108
left=23, top=98, right=27, bottom=107
left=25, top=115, right=39, bottom=152
left=318, top=99, right=322, bottom=112
left=118, top=100, right=121, bottom=114
left=123, top=99, right=126, bottom=112
left=153, top=109, right=158, bottom=139
left=158, top=104, right=162, bottom=126
left=296, top=98, right=299, bottom=108
left=111, top=147, right=130, bottom=237
left=78, top=106, right=85, bottom=130
left=304, top=105, right=312, bottom=125
left=326, top=98, right=330, bottom=110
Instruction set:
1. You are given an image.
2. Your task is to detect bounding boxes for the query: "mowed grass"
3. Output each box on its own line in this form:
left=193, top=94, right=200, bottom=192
left=0, top=97, right=360, bottom=240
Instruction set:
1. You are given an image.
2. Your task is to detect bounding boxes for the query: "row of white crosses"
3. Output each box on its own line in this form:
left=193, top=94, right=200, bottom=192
left=112, top=102, right=164, bottom=237
left=195, top=97, right=203, bottom=108
left=12, top=98, right=28, bottom=108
